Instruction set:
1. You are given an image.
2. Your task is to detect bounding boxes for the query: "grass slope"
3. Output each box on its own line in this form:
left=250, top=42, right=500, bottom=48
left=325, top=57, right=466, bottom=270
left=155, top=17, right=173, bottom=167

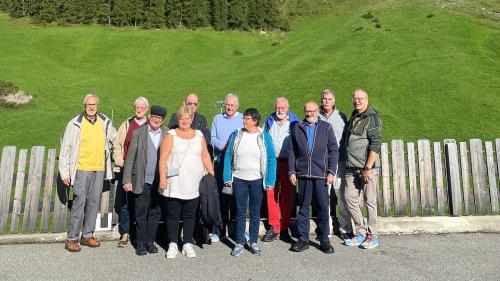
left=0, top=1, right=499, bottom=148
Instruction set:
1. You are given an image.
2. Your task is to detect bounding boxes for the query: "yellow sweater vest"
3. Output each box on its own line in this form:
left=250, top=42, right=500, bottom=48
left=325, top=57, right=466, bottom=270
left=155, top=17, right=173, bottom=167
left=77, top=117, right=105, bottom=171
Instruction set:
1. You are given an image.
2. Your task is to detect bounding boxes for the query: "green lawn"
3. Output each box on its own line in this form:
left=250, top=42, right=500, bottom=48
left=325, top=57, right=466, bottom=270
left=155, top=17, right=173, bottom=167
left=0, top=0, right=499, bottom=149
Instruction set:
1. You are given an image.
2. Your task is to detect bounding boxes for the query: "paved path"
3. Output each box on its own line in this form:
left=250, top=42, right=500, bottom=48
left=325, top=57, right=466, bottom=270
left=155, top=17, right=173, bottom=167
left=0, top=234, right=498, bottom=281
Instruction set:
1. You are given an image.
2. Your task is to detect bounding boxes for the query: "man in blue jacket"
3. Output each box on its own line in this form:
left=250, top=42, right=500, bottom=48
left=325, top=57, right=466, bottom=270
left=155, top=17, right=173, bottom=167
left=288, top=101, right=339, bottom=254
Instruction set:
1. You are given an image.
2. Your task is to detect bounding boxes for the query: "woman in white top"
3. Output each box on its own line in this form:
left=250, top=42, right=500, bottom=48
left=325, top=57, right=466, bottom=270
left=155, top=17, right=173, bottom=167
left=159, top=105, right=214, bottom=259
left=223, top=108, right=276, bottom=257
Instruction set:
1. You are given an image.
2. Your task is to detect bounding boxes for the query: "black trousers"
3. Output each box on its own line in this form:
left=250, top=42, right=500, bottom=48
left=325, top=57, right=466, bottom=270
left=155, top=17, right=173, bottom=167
left=165, top=197, right=199, bottom=244
left=134, top=183, right=161, bottom=247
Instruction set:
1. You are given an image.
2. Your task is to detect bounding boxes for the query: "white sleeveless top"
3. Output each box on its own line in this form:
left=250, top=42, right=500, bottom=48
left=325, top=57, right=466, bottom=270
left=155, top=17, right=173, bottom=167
left=159, top=129, right=207, bottom=200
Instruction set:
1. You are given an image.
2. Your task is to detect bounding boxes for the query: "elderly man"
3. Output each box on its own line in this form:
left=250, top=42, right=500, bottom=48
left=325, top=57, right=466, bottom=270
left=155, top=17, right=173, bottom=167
left=122, top=105, right=168, bottom=256
left=210, top=93, right=243, bottom=241
left=344, top=89, right=382, bottom=249
left=59, top=93, right=116, bottom=252
left=317, top=89, right=352, bottom=241
left=288, top=101, right=338, bottom=254
left=168, top=92, right=211, bottom=146
left=112, top=97, right=149, bottom=248
left=262, top=97, right=300, bottom=243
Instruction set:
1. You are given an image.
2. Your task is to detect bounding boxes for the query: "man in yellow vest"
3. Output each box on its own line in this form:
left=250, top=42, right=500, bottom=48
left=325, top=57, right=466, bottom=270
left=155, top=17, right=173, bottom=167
left=59, top=93, right=116, bottom=252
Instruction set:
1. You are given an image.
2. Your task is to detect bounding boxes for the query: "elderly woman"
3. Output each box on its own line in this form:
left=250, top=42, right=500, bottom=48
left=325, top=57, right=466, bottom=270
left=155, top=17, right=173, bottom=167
left=159, top=106, right=214, bottom=259
left=223, top=108, right=276, bottom=256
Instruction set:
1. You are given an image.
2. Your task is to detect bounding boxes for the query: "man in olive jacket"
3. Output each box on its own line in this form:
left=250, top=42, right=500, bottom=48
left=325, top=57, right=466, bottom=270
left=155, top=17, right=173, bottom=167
left=344, top=89, right=382, bottom=250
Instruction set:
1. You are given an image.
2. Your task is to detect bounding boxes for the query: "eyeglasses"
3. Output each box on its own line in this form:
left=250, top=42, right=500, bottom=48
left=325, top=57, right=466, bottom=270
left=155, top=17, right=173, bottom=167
left=304, top=109, right=318, bottom=114
left=84, top=104, right=98, bottom=109
left=186, top=102, right=198, bottom=106
left=150, top=115, right=164, bottom=121
left=352, top=97, right=366, bottom=102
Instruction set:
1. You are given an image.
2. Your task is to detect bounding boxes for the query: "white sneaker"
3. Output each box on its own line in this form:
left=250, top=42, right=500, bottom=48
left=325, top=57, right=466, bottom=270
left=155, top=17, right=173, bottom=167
left=182, top=243, right=197, bottom=258
left=166, top=243, right=179, bottom=259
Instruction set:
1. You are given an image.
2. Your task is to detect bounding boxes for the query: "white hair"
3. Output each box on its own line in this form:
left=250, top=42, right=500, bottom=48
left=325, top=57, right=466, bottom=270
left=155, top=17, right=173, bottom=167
left=134, top=96, right=149, bottom=107
left=225, top=93, right=239, bottom=105
left=275, top=97, right=289, bottom=108
left=352, top=88, right=368, bottom=99
left=83, top=93, right=99, bottom=105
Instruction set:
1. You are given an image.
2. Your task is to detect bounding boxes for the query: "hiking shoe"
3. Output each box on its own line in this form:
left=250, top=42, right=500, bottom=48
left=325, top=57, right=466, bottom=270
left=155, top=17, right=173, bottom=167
left=345, top=234, right=365, bottom=247
left=117, top=234, right=129, bottom=248
left=291, top=240, right=309, bottom=252
left=361, top=235, right=379, bottom=249
left=209, top=233, right=220, bottom=243
left=341, top=232, right=354, bottom=246
left=135, top=244, right=147, bottom=256
left=320, top=240, right=335, bottom=254
left=80, top=237, right=100, bottom=248
left=65, top=240, right=81, bottom=252
left=182, top=243, right=197, bottom=258
left=231, top=244, right=244, bottom=257
left=166, top=243, right=179, bottom=259
left=261, top=228, right=279, bottom=242
left=250, top=243, right=262, bottom=256
left=146, top=242, right=158, bottom=254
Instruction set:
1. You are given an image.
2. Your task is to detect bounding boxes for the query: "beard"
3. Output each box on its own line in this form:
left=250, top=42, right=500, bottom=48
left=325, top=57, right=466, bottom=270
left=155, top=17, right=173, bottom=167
left=305, top=116, right=317, bottom=124
left=276, top=111, right=286, bottom=120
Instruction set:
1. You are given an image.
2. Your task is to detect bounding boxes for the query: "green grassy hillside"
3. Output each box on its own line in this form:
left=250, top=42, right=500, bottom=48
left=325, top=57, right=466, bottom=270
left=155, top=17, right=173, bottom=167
left=0, top=1, right=499, bottom=148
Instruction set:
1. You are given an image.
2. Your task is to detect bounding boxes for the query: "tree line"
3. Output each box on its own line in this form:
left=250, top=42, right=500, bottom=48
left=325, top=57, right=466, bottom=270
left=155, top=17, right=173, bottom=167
left=0, top=0, right=330, bottom=31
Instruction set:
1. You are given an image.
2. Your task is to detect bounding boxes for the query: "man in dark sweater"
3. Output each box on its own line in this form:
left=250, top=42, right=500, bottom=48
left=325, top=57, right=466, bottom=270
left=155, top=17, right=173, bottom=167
left=288, top=101, right=339, bottom=254
left=344, top=88, right=382, bottom=250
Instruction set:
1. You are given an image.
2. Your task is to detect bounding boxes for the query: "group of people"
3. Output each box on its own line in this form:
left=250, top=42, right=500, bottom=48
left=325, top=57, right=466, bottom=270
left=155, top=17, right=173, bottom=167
left=58, top=88, right=382, bottom=258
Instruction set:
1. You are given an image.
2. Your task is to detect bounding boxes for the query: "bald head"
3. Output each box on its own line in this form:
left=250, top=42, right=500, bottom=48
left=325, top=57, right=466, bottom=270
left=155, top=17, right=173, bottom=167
left=304, top=101, right=319, bottom=124
left=184, top=93, right=199, bottom=112
left=352, top=88, right=369, bottom=113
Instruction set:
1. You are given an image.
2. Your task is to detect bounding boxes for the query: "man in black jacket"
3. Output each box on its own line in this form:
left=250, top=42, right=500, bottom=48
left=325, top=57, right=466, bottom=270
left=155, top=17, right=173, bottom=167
left=288, top=101, right=339, bottom=254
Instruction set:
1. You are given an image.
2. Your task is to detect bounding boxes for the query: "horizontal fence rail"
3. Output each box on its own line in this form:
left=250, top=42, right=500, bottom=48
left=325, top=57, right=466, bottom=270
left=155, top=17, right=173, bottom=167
left=0, top=138, right=499, bottom=234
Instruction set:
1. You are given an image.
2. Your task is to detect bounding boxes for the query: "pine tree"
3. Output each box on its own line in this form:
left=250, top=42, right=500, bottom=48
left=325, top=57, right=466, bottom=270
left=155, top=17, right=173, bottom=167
left=144, top=0, right=165, bottom=29
left=183, top=0, right=209, bottom=29
left=111, top=0, right=132, bottom=26
left=80, top=0, right=99, bottom=24
left=5, top=0, right=24, bottom=18
left=210, top=0, right=227, bottom=31
left=96, top=0, right=112, bottom=25
left=35, top=0, right=58, bottom=23
left=227, top=0, right=248, bottom=30
left=165, top=0, right=182, bottom=28
left=129, top=0, right=143, bottom=26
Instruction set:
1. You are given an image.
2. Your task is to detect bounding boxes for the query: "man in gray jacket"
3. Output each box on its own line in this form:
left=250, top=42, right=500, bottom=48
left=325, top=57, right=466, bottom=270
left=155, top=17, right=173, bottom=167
left=122, top=105, right=168, bottom=256
left=317, top=89, right=352, bottom=241
left=344, top=89, right=382, bottom=250
left=59, top=93, right=116, bottom=252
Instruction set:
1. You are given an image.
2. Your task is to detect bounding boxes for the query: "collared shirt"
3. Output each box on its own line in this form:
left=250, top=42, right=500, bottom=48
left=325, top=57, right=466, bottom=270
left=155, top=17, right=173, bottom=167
left=305, top=121, right=317, bottom=154
left=211, top=112, right=243, bottom=152
left=148, top=124, right=162, bottom=149
left=268, top=118, right=291, bottom=159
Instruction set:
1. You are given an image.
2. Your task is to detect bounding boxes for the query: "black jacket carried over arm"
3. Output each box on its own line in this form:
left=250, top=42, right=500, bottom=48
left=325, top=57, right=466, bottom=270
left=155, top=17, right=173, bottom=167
left=198, top=174, right=222, bottom=231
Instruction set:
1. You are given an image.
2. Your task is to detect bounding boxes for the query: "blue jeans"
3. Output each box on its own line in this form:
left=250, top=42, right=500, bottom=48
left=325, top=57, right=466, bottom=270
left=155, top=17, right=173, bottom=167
left=297, top=178, right=329, bottom=242
left=114, top=175, right=130, bottom=236
left=233, top=177, right=263, bottom=245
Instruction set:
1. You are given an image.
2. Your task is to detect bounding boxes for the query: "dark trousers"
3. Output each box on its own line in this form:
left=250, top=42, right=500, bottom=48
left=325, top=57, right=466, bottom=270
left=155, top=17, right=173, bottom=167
left=233, top=177, right=263, bottom=245
left=297, top=178, right=329, bottom=242
left=215, top=157, right=235, bottom=237
left=114, top=174, right=131, bottom=236
left=165, top=197, right=199, bottom=244
left=134, top=183, right=161, bottom=247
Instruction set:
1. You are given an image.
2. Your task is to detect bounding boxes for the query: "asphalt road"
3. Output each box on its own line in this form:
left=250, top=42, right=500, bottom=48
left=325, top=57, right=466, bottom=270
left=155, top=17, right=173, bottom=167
left=0, top=234, right=498, bottom=281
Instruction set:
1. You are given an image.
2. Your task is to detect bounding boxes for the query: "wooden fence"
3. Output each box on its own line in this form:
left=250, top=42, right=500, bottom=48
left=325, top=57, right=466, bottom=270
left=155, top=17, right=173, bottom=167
left=0, top=138, right=499, bottom=234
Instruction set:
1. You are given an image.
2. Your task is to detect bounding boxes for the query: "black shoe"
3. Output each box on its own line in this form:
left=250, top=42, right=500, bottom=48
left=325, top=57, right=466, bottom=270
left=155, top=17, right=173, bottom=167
left=145, top=243, right=158, bottom=254
left=135, top=245, right=147, bottom=256
left=279, top=230, right=292, bottom=243
left=320, top=240, right=335, bottom=254
left=261, top=228, right=279, bottom=242
left=291, top=240, right=309, bottom=252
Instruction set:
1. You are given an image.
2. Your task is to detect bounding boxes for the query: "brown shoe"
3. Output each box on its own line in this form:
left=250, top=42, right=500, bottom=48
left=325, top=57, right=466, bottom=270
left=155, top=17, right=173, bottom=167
left=65, top=240, right=81, bottom=252
left=117, top=234, right=129, bottom=248
left=80, top=237, right=101, bottom=248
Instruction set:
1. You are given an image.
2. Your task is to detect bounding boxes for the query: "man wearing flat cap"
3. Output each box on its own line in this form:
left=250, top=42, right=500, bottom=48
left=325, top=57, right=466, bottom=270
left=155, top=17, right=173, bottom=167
left=123, top=105, right=168, bottom=256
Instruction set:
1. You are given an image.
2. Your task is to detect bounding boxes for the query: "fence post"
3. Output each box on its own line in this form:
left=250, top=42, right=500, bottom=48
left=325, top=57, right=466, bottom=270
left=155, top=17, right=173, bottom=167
left=40, top=149, right=57, bottom=232
left=11, top=149, right=27, bottom=233
left=0, top=146, right=16, bottom=233
left=381, top=143, right=391, bottom=216
left=434, top=142, right=446, bottom=216
left=23, top=146, right=46, bottom=233
left=418, top=140, right=434, bottom=216
left=445, top=143, right=462, bottom=216
left=485, top=142, right=498, bottom=214
left=407, top=142, right=419, bottom=216
left=469, top=139, right=489, bottom=215
left=459, top=142, right=473, bottom=215
left=392, top=140, right=407, bottom=216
